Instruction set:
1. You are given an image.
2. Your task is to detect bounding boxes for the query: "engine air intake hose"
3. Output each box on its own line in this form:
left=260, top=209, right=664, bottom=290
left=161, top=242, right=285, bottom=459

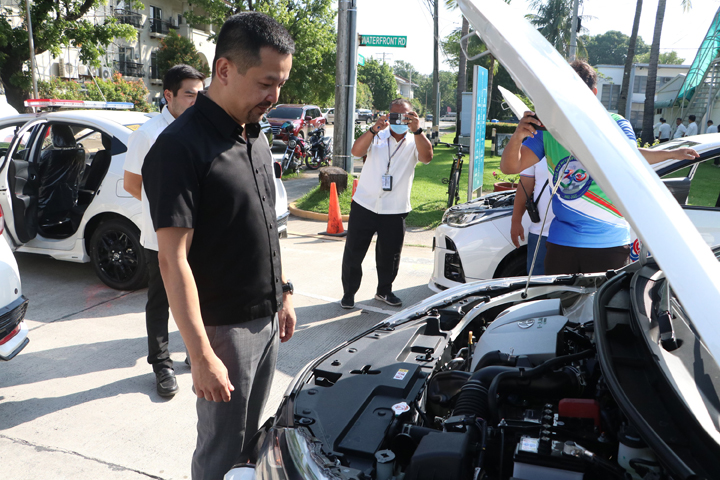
left=452, top=380, right=489, bottom=418
left=473, top=350, right=519, bottom=372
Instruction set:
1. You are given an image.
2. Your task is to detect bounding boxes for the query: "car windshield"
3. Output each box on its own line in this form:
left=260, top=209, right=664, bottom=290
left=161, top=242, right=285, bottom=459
left=267, top=107, right=303, bottom=119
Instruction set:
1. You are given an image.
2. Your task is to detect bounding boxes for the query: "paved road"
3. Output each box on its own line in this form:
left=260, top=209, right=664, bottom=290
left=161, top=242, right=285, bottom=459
left=0, top=216, right=435, bottom=479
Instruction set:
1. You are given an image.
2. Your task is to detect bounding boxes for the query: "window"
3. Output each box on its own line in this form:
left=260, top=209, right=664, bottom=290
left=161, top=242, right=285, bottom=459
left=633, top=76, right=647, bottom=94
left=119, top=46, right=133, bottom=67
left=630, top=103, right=644, bottom=129
left=601, top=84, right=621, bottom=110
left=151, top=51, right=159, bottom=79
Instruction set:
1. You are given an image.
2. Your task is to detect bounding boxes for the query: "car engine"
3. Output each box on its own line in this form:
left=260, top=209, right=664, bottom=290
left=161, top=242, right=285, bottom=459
left=287, top=276, right=667, bottom=480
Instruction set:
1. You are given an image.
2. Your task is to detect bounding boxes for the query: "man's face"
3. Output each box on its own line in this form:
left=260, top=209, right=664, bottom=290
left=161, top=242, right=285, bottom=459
left=225, top=47, right=292, bottom=124
left=676, top=119, right=682, bottom=126
left=165, top=78, right=204, bottom=119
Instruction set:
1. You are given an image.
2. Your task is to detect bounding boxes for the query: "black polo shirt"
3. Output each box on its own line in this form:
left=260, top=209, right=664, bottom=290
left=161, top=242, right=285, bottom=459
left=142, top=92, right=283, bottom=326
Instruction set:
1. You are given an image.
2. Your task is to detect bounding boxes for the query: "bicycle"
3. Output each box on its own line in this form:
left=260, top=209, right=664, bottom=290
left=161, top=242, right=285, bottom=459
left=438, top=142, right=467, bottom=208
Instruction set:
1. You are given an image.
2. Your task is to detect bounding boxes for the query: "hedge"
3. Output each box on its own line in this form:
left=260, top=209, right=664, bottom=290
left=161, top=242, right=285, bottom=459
left=485, top=122, right=517, bottom=139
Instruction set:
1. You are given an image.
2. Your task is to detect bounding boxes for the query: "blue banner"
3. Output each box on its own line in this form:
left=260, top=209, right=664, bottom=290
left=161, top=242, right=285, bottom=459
left=470, top=66, right=488, bottom=197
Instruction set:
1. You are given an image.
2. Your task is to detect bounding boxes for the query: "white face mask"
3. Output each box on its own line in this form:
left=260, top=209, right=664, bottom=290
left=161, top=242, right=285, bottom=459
left=390, top=124, right=409, bottom=135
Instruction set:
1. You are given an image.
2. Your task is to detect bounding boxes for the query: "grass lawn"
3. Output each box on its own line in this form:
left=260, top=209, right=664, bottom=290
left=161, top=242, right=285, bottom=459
left=296, top=134, right=509, bottom=228
left=663, top=161, right=720, bottom=207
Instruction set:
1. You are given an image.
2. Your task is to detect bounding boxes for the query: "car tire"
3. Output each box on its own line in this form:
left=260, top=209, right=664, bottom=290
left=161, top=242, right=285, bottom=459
left=90, top=219, right=148, bottom=291
left=496, top=254, right=528, bottom=278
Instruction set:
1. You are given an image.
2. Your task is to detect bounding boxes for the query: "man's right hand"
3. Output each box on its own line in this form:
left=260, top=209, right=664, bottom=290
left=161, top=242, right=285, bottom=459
left=372, top=114, right=389, bottom=134
left=192, top=352, right=235, bottom=402
left=511, top=219, right=525, bottom=248
left=514, top=111, right=544, bottom=141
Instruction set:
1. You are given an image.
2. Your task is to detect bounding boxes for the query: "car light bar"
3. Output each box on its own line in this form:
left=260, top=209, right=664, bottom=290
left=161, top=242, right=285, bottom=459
left=24, top=99, right=134, bottom=110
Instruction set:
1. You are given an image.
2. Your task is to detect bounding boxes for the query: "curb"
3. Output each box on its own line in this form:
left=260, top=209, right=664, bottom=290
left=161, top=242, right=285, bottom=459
left=289, top=202, right=350, bottom=222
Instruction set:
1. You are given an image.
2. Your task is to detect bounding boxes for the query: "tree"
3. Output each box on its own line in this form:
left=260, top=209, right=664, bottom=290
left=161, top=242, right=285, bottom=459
left=358, top=58, right=397, bottom=110
left=157, top=30, right=212, bottom=78
left=183, top=0, right=337, bottom=106
left=0, top=0, right=137, bottom=111
left=642, top=0, right=692, bottom=145
left=393, top=60, right=420, bottom=83
left=526, top=0, right=588, bottom=59
left=635, top=50, right=684, bottom=65
left=356, top=82, right=372, bottom=109
left=583, top=30, right=650, bottom=66
left=38, top=73, right=155, bottom=112
left=617, top=1, right=644, bottom=119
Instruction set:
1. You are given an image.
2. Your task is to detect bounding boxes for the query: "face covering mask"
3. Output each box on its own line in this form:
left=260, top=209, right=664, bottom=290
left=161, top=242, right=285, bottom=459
left=390, top=124, right=409, bottom=135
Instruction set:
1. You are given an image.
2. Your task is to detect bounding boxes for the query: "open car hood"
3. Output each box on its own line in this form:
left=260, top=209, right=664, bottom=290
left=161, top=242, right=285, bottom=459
left=459, top=0, right=720, bottom=361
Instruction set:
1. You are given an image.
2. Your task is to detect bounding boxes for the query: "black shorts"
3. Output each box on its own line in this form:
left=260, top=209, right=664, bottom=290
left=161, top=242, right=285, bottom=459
left=544, top=242, right=630, bottom=275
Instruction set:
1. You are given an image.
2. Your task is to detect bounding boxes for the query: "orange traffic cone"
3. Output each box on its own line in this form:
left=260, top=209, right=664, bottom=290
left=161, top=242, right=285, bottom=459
left=320, top=182, right=347, bottom=237
left=351, top=178, right=358, bottom=199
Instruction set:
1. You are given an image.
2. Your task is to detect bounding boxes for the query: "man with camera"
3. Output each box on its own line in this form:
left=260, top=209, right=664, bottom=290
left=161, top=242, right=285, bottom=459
left=340, top=98, right=433, bottom=309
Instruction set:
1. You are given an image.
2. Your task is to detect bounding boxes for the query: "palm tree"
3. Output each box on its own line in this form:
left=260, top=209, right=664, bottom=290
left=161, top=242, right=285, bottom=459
left=641, top=0, right=692, bottom=145
left=617, top=0, right=643, bottom=119
left=526, top=0, right=587, bottom=59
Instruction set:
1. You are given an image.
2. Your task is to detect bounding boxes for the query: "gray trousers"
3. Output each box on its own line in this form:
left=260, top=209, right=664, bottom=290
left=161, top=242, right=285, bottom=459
left=191, top=314, right=279, bottom=480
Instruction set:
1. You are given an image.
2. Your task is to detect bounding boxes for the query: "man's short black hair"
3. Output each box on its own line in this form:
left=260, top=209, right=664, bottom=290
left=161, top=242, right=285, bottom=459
left=163, top=65, right=206, bottom=96
left=570, top=59, right=597, bottom=90
left=390, top=98, right=412, bottom=110
left=689, top=114, right=696, bottom=121
left=212, top=12, right=295, bottom=77
left=708, top=120, right=714, bottom=125
left=677, top=117, right=683, bottom=122
left=660, top=118, right=666, bottom=122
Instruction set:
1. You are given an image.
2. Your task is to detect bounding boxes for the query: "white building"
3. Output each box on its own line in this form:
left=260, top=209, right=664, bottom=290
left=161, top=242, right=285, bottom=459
left=0, top=0, right=215, bottom=107
left=595, top=63, right=690, bottom=131
left=394, top=74, right=417, bottom=99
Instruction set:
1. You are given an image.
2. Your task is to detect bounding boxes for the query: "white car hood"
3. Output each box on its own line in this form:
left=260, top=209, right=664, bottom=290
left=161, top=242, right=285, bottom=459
left=459, top=0, right=720, bottom=360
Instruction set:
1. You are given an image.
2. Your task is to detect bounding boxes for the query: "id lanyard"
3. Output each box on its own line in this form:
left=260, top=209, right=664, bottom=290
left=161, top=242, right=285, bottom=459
left=385, top=137, right=407, bottom=174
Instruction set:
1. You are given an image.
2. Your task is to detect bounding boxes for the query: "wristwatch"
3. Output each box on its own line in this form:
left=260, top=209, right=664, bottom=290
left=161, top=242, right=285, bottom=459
left=282, top=280, right=294, bottom=295
left=412, top=127, right=423, bottom=135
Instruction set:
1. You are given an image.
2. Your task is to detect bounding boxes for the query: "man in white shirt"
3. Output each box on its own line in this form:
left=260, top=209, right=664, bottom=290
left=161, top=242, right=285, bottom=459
left=655, top=118, right=671, bottom=143
left=123, top=65, right=205, bottom=397
left=674, top=117, right=688, bottom=139
left=707, top=120, right=718, bottom=134
left=341, top=98, right=433, bottom=308
left=686, top=115, right=698, bottom=137
left=510, top=158, right=554, bottom=275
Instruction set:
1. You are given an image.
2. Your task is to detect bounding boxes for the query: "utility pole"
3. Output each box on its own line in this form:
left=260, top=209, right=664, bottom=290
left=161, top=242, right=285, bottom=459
left=333, top=0, right=350, bottom=171
left=432, top=0, right=440, bottom=144
left=569, top=0, right=580, bottom=61
left=25, top=0, right=38, bottom=101
left=345, top=0, right=358, bottom=173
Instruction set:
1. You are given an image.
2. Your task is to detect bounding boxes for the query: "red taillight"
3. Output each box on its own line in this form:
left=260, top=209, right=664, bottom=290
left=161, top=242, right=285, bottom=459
left=0, top=324, right=21, bottom=346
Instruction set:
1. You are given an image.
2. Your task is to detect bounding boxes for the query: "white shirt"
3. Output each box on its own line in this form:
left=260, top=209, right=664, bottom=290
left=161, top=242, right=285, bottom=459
left=123, top=107, right=175, bottom=250
left=673, top=123, right=687, bottom=139
left=708, top=124, right=718, bottom=134
left=520, top=158, right=554, bottom=237
left=657, top=123, right=671, bottom=139
left=353, top=128, right=420, bottom=214
left=686, top=122, right=698, bottom=137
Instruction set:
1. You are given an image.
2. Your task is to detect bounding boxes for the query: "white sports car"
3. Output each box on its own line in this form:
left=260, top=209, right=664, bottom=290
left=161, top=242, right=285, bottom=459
left=0, top=105, right=289, bottom=290
left=430, top=134, right=720, bottom=292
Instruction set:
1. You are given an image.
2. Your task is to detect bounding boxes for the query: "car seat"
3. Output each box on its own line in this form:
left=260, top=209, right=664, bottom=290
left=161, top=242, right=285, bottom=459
left=78, top=134, right=112, bottom=206
left=36, top=125, right=85, bottom=230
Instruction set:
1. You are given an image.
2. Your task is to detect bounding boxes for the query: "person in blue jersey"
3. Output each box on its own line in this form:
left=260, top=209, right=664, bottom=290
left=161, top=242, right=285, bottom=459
left=501, top=59, right=699, bottom=275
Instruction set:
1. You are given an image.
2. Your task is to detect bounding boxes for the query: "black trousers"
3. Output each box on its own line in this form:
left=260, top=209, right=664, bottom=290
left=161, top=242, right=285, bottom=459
left=544, top=242, right=630, bottom=275
left=145, top=248, right=173, bottom=372
left=342, top=201, right=408, bottom=296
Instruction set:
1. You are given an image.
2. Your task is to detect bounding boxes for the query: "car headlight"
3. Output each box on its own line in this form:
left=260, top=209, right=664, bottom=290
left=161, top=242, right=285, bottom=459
left=255, top=427, right=338, bottom=479
left=442, top=209, right=502, bottom=227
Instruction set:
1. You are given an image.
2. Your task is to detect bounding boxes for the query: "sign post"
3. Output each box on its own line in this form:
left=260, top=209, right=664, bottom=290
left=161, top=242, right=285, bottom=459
left=468, top=65, right=488, bottom=202
left=359, top=35, right=408, bottom=48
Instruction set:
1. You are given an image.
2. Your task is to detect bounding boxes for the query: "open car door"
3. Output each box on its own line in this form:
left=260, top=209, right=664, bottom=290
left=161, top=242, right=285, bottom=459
left=0, top=118, right=46, bottom=245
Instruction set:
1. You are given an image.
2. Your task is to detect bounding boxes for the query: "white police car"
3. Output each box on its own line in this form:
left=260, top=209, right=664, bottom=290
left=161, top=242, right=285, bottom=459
left=0, top=100, right=289, bottom=291
left=0, top=206, right=28, bottom=361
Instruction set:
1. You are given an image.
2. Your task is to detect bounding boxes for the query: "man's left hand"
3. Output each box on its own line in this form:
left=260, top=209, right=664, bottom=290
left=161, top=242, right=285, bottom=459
left=278, top=294, right=296, bottom=342
left=406, top=111, right=420, bottom=132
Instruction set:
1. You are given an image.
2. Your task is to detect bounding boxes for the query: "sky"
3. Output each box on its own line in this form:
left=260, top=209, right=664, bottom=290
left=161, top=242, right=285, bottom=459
left=355, top=0, right=720, bottom=76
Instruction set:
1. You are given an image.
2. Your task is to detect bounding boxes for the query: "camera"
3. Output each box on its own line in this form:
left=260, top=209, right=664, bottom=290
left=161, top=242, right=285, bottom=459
left=388, top=113, right=407, bottom=125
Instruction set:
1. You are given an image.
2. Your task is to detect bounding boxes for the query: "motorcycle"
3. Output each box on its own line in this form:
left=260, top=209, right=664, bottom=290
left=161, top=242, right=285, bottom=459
left=279, top=121, right=308, bottom=175
left=304, top=126, right=333, bottom=170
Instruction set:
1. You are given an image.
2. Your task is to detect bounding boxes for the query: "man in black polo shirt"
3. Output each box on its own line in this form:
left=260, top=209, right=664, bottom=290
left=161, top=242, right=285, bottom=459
left=142, top=13, right=296, bottom=480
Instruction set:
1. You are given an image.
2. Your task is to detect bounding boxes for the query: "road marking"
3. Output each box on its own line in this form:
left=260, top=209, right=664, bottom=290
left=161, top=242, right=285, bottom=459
left=297, top=290, right=395, bottom=316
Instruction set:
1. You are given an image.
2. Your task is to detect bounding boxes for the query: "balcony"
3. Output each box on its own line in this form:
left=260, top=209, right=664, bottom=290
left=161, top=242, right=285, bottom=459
left=114, top=9, right=142, bottom=29
left=113, top=61, right=145, bottom=78
left=149, top=18, right=173, bottom=37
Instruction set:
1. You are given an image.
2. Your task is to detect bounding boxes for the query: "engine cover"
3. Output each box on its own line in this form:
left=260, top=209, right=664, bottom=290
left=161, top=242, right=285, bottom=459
left=471, top=299, right=567, bottom=370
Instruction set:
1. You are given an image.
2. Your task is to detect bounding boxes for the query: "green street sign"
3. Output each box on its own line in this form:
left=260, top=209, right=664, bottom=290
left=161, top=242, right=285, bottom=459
left=359, top=35, right=407, bottom=48
left=358, top=53, right=365, bottom=66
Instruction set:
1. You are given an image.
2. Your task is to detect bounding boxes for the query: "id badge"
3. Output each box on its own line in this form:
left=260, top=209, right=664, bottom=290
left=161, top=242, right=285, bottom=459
left=382, top=174, right=393, bottom=191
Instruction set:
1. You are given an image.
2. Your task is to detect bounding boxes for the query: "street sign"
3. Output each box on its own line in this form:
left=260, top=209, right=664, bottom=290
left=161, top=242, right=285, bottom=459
left=359, top=35, right=407, bottom=48
left=358, top=53, right=365, bottom=66
left=468, top=65, right=488, bottom=200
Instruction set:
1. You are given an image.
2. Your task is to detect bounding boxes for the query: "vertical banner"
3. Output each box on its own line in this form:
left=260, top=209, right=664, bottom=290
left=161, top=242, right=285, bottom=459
left=468, top=65, right=488, bottom=201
